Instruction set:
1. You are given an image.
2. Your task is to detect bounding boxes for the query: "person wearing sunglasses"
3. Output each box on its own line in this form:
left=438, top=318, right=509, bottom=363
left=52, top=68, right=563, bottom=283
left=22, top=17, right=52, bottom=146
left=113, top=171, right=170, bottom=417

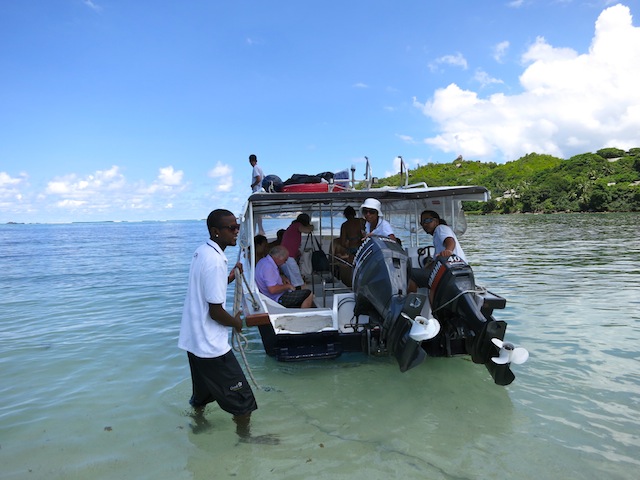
left=359, top=198, right=396, bottom=241
left=178, top=209, right=261, bottom=441
left=409, top=210, right=468, bottom=292
left=419, top=210, right=467, bottom=263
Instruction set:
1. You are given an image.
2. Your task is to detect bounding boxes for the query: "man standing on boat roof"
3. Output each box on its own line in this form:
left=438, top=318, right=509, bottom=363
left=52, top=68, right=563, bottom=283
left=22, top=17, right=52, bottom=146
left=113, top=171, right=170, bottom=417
left=280, top=213, right=314, bottom=288
left=249, top=154, right=265, bottom=235
left=360, top=198, right=396, bottom=241
left=178, top=209, right=261, bottom=440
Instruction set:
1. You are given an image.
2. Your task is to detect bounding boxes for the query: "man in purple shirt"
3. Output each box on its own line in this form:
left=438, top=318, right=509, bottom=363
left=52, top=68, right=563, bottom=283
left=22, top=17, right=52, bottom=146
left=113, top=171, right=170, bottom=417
left=255, top=245, right=314, bottom=308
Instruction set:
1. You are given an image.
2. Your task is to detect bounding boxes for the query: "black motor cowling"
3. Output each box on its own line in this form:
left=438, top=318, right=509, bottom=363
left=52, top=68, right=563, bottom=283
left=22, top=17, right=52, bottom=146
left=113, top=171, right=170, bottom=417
left=352, top=236, right=409, bottom=330
left=352, top=237, right=429, bottom=372
left=426, top=255, right=515, bottom=385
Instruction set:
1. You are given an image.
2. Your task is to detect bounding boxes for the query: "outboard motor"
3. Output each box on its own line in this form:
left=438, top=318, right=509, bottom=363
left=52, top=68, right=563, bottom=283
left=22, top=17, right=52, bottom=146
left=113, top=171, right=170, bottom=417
left=426, top=255, right=515, bottom=385
left=352, top=237, right=430, bottom=372
left=352, top=236, right=408, bottom=328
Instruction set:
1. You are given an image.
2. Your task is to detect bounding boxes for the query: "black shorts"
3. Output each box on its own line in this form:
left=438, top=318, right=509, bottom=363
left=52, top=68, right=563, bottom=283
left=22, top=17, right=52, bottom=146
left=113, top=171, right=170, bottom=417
left=278, top=288, right=312, bottom=307
left=187, top=350, right=257, bottom=416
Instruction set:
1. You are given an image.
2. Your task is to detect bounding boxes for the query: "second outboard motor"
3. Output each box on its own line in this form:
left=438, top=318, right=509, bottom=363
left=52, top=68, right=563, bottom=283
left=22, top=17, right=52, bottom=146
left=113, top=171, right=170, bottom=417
left=426, top=255, right=515, bottom=384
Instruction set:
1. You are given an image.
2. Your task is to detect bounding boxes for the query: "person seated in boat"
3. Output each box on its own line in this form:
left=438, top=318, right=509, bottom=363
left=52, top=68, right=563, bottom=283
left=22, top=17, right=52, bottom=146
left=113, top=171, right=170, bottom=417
left=255, top=245, right=315, bottom=308
left=254, top=234, right=269, bottom=263
left=339, top=206, right=365, bottom=256
left=280, top=213, right=314, bottom=287
left=409, top=210, right=468, bottom=291
left=330, top=238, right=355, bottom=287
left=331, top=237, right=350, bottom=260
left=268, top=229, right=285, bottom=248
left=360, top=198, right=396, bottom=241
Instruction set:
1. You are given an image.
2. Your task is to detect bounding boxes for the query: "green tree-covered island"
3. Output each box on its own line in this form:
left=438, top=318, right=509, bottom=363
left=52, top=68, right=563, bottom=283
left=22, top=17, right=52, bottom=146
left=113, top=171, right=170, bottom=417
left=378, top=147, right=640, bottom=213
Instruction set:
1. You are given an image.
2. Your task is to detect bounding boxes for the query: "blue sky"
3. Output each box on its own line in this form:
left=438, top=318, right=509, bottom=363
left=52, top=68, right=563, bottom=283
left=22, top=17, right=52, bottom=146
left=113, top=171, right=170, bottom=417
left=1, top=0, right=639, bottom=223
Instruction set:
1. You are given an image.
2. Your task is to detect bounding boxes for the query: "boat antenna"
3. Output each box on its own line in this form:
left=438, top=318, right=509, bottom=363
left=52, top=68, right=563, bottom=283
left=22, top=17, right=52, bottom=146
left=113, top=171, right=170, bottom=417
left=350, top=164, right=356, bottom=189
left=398, top=156, right=409, bottom=187
left=364, top=156, right=373, bottom=189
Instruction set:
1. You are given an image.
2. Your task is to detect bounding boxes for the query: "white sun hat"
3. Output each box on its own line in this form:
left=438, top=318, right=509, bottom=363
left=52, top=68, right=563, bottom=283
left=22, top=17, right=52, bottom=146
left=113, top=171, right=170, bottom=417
left=360, top=198, right=383, bottom=217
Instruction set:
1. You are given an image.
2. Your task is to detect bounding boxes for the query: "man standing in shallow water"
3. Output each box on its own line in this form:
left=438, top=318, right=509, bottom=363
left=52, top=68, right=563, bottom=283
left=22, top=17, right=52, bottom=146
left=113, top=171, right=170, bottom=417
left=178, top=209, right=277, bottom=443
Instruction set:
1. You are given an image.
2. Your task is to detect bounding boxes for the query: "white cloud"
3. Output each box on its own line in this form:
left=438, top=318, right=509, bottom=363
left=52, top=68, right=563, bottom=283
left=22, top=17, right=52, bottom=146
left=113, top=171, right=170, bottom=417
left=0, top=172, right=29, bottom=211
left=45, top=166, right=126, bottom=197
left=0, top=172, right=23, bottom=188
left=353, top=82, right=368, bottom=88
left=83, top=0, right=102, bottom=12
left=34, top=165, right=192, bottom=219
left=57, top=199, right=87, bottom=207
left=208, top=161, right=234, bottom=192
left=158, top=166, right=183, bottom=186
left=473, top=69, right=504, bottom=88
left=493, top=41, right=510, bottom=62
left=208, top=162, right=231, bottom=178
left=0, top=172, right=27, bottom=200
left=429, top=52, right=468, bottom=72
left=414, top=4, right=640, bottom=161
left=396, top=134, right=415, bottom=143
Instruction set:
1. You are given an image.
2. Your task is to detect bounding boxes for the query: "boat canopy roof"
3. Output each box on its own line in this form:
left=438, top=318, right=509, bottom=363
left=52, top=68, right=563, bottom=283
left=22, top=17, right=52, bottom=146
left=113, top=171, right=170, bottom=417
left=243, top=185, right=490, bottom=217
left=239, top=184, right=490, bottom=248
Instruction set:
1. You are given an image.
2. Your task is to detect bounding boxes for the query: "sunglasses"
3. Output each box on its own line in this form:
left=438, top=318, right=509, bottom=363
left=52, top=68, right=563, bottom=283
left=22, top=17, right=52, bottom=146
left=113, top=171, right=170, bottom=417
left=217, top=224, right=240, bottom=232
left=421, top=218, right=435, bottom=225
left=362, top=208, right=378, bottom=215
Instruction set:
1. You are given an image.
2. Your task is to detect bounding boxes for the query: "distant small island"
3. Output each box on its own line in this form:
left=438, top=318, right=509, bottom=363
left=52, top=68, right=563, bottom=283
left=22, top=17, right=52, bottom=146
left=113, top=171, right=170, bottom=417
left=378, top=147, right=640, bottom=213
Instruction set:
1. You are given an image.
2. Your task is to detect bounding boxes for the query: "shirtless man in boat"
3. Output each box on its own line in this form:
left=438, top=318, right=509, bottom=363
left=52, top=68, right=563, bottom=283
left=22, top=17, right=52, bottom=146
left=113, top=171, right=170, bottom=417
left=339, top=206, right=365, bottom=256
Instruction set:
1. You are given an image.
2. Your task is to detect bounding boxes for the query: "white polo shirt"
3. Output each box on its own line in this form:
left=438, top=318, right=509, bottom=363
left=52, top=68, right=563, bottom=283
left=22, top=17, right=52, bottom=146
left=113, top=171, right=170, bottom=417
left=366, top=218, right=394, bottom=237
left=178, top=239, right=232, bottom=358
left=432, top=224, right=467, bottom=263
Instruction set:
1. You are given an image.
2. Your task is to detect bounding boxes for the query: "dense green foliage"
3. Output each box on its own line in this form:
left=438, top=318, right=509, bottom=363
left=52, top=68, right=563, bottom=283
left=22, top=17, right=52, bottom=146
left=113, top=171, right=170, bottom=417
left=377, top=149, right=640, bottom=213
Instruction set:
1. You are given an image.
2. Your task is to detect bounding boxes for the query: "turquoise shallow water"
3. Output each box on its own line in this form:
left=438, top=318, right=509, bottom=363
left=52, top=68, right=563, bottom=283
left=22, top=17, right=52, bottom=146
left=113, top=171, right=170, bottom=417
left=1, top=214, right=639, bottom=479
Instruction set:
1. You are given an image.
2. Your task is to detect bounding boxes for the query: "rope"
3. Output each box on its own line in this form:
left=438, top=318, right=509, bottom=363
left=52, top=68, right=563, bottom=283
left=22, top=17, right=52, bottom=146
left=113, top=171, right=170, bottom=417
left=232, top=265, right=261, bottom=390
left=241, top=270, right=260, bottom=311
left=431, top=286, right=488, bottom=313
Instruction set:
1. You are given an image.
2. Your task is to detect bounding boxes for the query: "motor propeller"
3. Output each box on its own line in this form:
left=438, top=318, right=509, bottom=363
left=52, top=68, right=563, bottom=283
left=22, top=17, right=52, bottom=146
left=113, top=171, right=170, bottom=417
left=491, top=338, right=529, bottom=365
left=401, top=313, right=441, bottom=342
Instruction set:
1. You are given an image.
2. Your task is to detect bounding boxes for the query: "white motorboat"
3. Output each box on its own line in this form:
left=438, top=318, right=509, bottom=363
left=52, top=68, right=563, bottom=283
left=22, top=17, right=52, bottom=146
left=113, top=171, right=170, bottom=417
left=237, top=158, right=528, bottom=385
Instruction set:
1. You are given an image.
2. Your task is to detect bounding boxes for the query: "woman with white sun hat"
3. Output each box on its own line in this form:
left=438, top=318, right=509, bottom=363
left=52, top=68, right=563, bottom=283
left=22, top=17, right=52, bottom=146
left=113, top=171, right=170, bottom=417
left=360, top=198, right=396, bottom=241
